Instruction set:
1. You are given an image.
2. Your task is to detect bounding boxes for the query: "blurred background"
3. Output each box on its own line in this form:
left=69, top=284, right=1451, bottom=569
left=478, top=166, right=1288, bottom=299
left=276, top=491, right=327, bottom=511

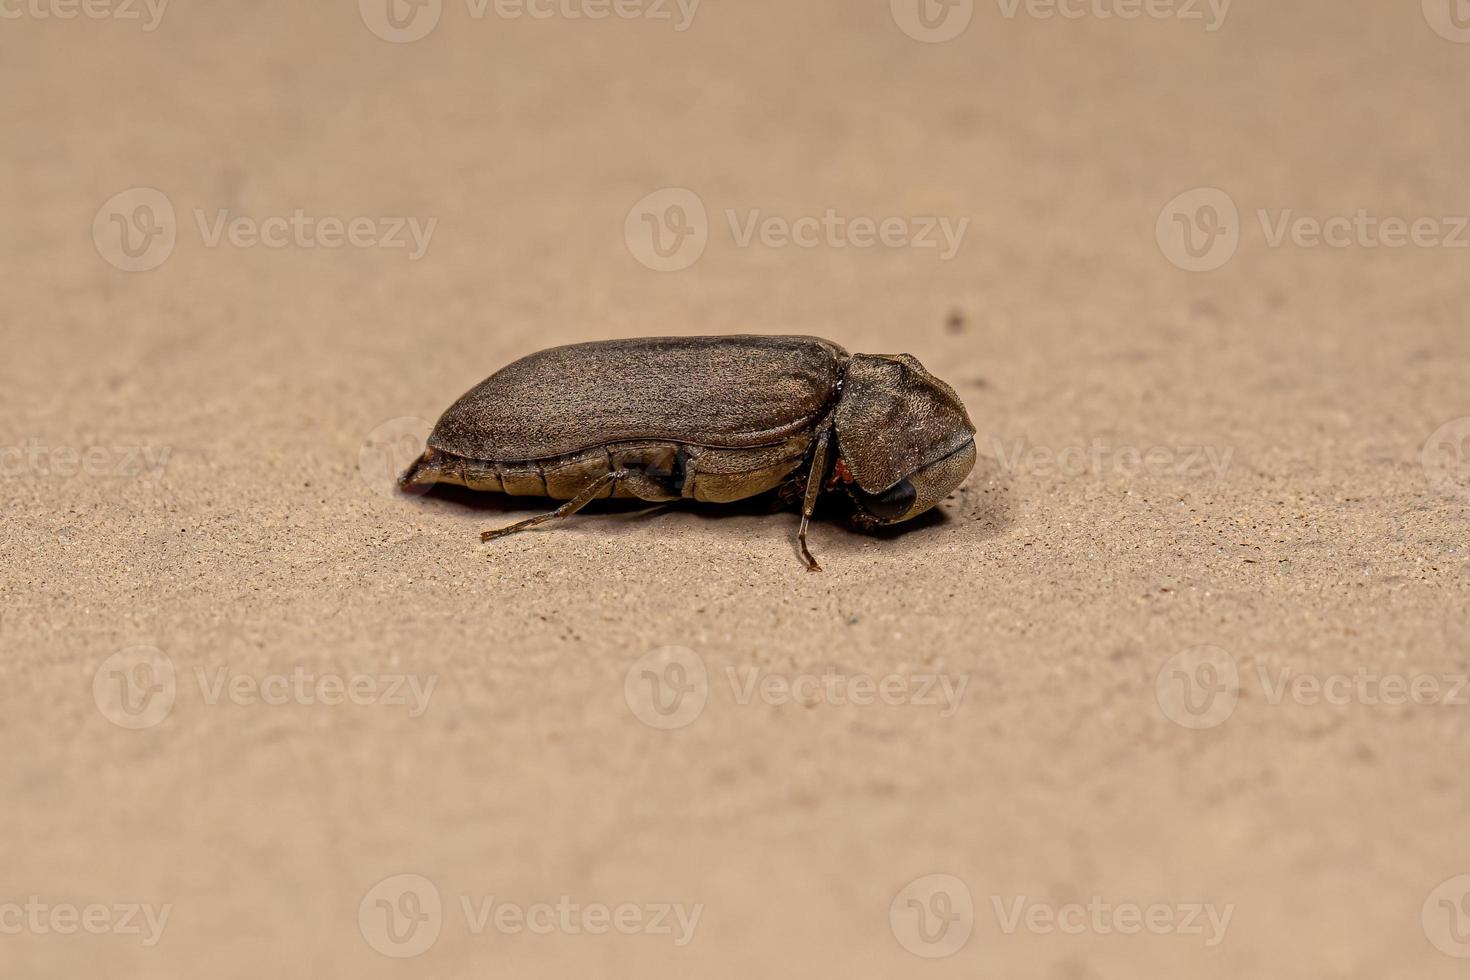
left=3, top=0, right=1470, bottom=976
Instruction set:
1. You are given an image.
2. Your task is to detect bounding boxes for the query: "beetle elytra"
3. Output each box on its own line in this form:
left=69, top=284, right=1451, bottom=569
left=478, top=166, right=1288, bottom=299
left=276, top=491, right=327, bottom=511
left=399, top=335, right=976, bottom=570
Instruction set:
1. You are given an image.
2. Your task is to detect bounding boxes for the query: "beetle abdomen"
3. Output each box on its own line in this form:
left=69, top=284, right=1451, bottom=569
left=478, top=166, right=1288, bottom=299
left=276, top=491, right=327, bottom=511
left=405, top=443, right=670, bottom=496
left=403, top=434, right=812, bottom=504
left=427, top=335, right=847, bottom=462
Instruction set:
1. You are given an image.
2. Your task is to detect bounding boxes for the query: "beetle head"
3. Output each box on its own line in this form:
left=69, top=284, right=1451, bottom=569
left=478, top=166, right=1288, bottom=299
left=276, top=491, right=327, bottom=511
left=832, top=353, right=976, bottom=525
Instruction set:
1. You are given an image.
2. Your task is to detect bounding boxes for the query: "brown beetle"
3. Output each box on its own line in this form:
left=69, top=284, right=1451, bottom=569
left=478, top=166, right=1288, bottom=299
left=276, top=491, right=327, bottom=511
left=400, top=335, right=976, bottom=570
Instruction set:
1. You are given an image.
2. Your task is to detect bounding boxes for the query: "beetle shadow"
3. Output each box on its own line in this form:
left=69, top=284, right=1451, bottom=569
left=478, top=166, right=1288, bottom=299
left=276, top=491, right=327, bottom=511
left=811, top=453, right=1015, bottom=560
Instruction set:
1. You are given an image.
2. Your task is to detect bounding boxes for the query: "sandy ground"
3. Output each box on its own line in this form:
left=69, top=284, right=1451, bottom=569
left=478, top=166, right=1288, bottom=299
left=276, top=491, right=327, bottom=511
left=4, top=0, right=1470, bottom=976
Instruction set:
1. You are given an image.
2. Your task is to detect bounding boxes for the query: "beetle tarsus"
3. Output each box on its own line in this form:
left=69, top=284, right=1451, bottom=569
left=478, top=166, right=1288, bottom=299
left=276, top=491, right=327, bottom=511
left=798, top=520, right=823, bottom=572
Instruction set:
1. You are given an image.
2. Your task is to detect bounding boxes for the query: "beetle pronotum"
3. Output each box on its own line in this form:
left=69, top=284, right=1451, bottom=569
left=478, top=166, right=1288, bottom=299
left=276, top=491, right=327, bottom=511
left=400, top=335, right=977, bottom=570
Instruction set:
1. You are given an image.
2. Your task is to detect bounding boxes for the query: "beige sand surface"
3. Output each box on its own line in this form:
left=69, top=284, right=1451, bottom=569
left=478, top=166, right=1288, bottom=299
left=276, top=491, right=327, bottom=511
left=4, top=0, right=1470, bottom=976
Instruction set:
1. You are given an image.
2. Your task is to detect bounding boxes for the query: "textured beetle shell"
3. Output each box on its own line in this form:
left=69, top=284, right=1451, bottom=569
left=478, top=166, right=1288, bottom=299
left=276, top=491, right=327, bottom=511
left=429, top=335, right=848, bottom=462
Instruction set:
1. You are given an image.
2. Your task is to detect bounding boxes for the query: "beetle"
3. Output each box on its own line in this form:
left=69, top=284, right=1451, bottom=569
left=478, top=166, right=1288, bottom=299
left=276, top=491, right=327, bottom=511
left=399, top=335, right=976, bottom=570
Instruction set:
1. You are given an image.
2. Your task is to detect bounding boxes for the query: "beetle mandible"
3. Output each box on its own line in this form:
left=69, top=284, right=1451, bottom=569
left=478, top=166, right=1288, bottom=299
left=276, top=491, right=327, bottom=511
left=399, top=335, right=976, bottom=570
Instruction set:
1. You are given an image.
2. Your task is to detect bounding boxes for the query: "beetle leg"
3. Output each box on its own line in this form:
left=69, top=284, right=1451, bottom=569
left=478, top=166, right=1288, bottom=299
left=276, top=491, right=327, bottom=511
left=797, top=426, right=833, bottom=572
left=480, top=469, right=629, bottom=542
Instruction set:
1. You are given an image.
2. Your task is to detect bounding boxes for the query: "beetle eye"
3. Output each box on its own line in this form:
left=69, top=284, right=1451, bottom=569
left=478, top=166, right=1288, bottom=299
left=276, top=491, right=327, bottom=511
left=858, top=479, right=916, bottom=522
